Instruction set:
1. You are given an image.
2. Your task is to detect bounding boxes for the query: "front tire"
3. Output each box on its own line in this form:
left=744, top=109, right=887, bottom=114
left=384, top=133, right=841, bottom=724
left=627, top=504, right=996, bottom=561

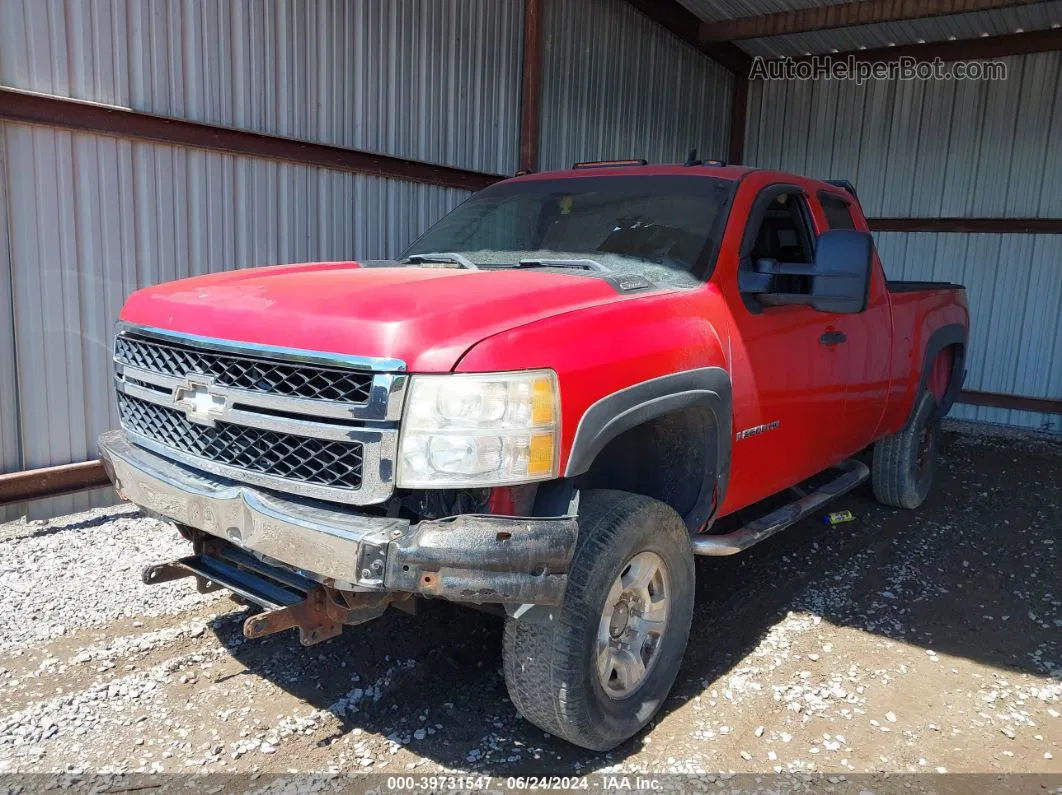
left=872, top=389, right=941, bottom=509
left=502, top=490, right=695, bottom=751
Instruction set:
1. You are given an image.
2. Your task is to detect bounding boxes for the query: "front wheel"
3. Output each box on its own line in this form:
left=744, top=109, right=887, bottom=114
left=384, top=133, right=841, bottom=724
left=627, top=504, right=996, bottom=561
left=502, top=490, right=695, bottom=751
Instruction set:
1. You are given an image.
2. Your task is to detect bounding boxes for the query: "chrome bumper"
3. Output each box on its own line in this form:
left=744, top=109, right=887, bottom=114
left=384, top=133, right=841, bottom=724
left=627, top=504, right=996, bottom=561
left=98, top=430, right=578, bottom=604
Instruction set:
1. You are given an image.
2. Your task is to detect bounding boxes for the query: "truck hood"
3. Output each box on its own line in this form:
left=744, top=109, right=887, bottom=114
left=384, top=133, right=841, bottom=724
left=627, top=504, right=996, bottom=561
left=119, top=261, right=633, bottom=371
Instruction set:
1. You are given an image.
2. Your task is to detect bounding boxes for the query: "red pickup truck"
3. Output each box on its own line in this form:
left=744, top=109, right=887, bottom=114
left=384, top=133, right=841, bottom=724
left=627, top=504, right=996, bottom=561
left=99, top=162, right=969, bottom=751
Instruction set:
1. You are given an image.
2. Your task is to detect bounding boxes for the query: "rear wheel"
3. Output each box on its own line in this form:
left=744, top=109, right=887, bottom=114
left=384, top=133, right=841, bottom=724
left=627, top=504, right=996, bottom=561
left=872, top=390, right=941, bottom=509
left=502, top=490, right=694, bottom=751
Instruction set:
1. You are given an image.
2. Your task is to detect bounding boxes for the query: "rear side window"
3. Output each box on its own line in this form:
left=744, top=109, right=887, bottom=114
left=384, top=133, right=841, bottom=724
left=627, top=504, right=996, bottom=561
left=819, top=193, right=857, bottom=230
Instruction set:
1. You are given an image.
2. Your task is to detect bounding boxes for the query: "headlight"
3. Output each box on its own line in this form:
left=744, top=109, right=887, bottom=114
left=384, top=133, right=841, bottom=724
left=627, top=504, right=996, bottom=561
left=397, top=370, right=559, bottom=488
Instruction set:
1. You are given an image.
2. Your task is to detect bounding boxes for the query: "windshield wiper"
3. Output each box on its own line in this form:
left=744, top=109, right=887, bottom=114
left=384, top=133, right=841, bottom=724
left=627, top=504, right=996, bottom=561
left=401, top=252, right=479, bottom=270
left=516, top=258, right=609, bottom=272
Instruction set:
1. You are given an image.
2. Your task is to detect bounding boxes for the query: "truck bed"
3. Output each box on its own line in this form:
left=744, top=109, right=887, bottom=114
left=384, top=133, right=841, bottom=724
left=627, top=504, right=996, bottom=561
left=887, top=280, right=964, bottom=293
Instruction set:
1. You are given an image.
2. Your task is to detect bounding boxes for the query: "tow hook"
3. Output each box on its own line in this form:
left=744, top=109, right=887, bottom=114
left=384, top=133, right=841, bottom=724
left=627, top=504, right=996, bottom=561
left=243, top=588, right=343, bottom=646
left=141, top=545, right=397, bottom=646
left=244, top=588, right=396, bottom=646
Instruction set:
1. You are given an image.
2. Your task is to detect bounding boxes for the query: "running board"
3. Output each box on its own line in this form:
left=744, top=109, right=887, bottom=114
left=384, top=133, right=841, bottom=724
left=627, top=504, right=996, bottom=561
left=693, top=459, right=870, bottom=556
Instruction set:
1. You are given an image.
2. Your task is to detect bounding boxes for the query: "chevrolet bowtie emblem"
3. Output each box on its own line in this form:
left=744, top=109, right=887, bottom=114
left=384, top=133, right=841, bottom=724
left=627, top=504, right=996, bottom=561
left=172, top=379, right=230, bottom=427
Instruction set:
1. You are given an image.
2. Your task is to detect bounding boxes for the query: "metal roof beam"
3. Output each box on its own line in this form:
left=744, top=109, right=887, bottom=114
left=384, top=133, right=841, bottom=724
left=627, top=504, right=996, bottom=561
left=700, top=0, right=1045, bottom=44
left=869, top=218, right=1062, bottom=234
left=784, top=26, right=1062, bottom=64
left=623, top=0, right=752, bottom=74
left=0, top=87, right=502, bottom=191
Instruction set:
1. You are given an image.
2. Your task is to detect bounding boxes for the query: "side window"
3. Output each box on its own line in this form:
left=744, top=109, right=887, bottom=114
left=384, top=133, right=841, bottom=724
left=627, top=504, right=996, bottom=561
left=819, top=193, right=857, bottom=230
left=747, top=193, right=815, bottom=265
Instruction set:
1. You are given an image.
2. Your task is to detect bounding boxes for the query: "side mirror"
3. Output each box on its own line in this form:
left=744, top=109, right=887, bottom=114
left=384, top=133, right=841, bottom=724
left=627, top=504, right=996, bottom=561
left=738, top=230, right=873, bottom=314
left=736, top=259, right=776, bottom=295
left=809, top=230, right=873, bottom=314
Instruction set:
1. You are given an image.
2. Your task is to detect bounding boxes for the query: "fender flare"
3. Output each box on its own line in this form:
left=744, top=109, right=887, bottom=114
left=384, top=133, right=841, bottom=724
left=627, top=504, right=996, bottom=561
left=912, top=323, right=967, bottom=422
left=564, top=367, right=732, bottom=530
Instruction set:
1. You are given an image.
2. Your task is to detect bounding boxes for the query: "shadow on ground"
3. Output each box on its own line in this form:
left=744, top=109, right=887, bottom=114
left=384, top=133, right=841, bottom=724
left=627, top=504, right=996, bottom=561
left=215, top=430, right=1062, bottom=773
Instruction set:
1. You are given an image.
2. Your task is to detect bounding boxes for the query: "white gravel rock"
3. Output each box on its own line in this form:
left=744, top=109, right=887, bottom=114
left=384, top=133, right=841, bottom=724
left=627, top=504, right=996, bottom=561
left=0, top=506, right=220, bottom=652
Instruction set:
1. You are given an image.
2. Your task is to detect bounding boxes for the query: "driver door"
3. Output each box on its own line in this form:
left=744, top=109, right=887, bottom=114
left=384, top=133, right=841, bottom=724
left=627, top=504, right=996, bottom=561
left=725, top=185, right=850, bottom=504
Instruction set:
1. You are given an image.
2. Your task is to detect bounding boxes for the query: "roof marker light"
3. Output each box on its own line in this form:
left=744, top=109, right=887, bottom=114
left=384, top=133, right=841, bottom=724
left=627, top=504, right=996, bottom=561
left=571, top=159, right=648, bottom=169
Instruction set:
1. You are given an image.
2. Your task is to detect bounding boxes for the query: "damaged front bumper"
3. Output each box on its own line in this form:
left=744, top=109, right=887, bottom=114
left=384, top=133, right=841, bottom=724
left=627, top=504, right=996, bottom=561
left=98, top=430, right=578, bottom=639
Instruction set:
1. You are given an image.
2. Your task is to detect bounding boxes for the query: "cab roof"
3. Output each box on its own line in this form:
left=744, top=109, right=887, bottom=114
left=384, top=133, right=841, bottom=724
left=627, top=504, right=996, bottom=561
left=502, top=163, right=859, bottom=204
left=506, top=162, right=756, bottom=184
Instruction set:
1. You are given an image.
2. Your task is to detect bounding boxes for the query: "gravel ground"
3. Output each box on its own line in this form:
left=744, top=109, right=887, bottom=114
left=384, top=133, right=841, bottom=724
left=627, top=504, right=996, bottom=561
left=0, top=424, right=1060, bottom=783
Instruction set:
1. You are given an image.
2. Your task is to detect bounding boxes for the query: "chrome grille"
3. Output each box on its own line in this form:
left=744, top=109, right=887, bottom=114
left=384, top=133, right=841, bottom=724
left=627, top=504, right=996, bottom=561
left=115, top=334, right=374, bottom=403
left=117, top=392, right=364, bottom=491
left=112, top=324, right=404, bottom=505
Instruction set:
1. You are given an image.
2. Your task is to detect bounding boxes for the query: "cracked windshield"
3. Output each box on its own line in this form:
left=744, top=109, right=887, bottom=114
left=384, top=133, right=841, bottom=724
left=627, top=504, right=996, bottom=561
left=402, top=175, right=734, bottom=287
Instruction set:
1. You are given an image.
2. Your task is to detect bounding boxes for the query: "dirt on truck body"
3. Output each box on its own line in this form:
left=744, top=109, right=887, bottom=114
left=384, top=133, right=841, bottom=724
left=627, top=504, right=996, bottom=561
left=99, top=162, right=969, bottom=750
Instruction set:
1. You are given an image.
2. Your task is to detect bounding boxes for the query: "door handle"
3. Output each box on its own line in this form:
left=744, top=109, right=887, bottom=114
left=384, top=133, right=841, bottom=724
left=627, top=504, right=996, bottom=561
left=819, top=330, right=847, bottom=346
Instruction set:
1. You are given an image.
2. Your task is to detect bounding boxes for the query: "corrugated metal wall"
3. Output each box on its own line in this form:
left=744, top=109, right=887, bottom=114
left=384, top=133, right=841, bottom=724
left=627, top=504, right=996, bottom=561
left=1, top=0, right=520, bottom=518
left=1, top=0, right=741, bottom=519
left=0, top=0, right=524, bottom=175
left=746, top=52, right=1062, bottom=432
left=539, top=0, right=734, bottom=170
left=1, top=120, right=469, bottom=516
left=746, top=53, right=1062, bottom=217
